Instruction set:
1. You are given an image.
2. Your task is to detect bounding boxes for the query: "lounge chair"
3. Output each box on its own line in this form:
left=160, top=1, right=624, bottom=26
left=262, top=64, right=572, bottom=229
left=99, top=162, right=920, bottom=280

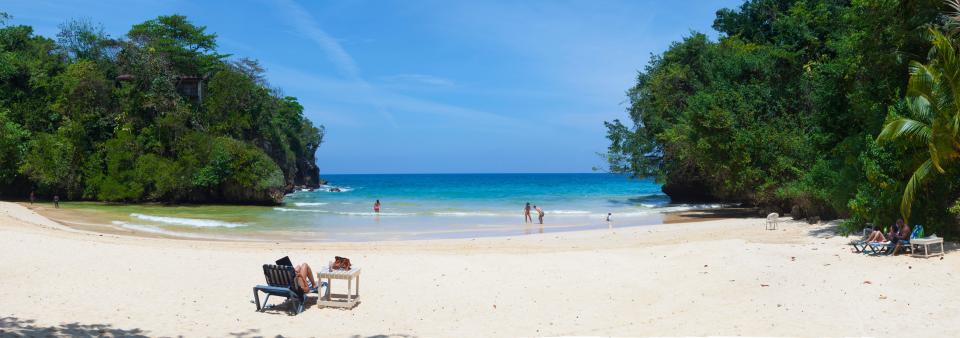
left=866, top=225, right=923, bottom=256
left=849, top=226, right=875, bottom=253
left=253, top=264, right=326, bottom=315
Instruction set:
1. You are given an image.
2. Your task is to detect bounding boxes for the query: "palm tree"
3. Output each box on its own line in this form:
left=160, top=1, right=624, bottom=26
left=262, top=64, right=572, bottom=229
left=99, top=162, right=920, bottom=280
left=877, top=28, right=960, bottom=223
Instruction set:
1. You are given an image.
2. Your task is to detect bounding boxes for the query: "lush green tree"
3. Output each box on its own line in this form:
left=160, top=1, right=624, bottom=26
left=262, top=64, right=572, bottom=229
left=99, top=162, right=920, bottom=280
left=56, top=18, right=112, bottom=61
left=127, top=14, right=226, bottom=75
left=0, top=14, right=324, bottom=204
left=878, top=29, right=960, bottom=223
left=605, top=0, right=954, bottom=233
left=0, top=109, right=29, bottom=185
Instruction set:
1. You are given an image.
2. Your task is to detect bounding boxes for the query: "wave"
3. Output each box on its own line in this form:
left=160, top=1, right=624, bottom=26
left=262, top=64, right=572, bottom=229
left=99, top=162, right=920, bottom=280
left=338, top=211, right=414, bottom=216
left=129, top=213, right=247, bottom=228
left=434, top=211, right=500, bottom=217
left=293, top=202, right=328, bottom=207
left=273, top=208, right=412, bottom=216
left=294, top=185, right=354, bottom=193
left=112, top=221, right=208, bottom=238
left=549, top=210, right=591, bottom=215
left=318, top=184, right=354, bottom=193
left=274, top=207, right=328, bottom=213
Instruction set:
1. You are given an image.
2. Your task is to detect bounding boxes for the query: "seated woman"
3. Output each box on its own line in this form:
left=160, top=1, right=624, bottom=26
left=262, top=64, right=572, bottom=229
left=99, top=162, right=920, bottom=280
left=865, top=229, right=887, bottom=243
left=294, top=263, right=318, bottom=293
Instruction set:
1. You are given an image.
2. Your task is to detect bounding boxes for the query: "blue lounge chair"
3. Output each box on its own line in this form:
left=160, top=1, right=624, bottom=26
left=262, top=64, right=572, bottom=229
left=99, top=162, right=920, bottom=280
left=866, top=225, right=923, bottom=256
left=849, top=226, right=875, bottom=253
left=253, top=264, right=326, bottom=315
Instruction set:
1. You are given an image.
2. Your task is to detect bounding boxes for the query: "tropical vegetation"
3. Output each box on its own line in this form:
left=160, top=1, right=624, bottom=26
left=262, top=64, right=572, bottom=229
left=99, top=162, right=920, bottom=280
left=605, top=0, right=960, bottom=235
left=0, top=14, right=324, bottom=204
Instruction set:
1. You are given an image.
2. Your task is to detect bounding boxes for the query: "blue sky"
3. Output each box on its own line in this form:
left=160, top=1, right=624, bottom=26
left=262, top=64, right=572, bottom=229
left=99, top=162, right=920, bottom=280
left=6, top=0, right=743, bottom=174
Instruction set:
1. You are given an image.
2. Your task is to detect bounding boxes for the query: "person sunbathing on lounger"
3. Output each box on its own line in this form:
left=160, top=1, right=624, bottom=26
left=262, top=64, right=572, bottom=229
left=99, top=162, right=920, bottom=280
left=864, top=229, right=887, bottom=243
left=294, top=263, right=318, bottom=293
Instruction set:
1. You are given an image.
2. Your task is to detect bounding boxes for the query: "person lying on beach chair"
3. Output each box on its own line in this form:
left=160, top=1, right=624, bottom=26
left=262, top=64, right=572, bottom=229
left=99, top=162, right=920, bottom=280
left=850, top=226, right=878, bottom=252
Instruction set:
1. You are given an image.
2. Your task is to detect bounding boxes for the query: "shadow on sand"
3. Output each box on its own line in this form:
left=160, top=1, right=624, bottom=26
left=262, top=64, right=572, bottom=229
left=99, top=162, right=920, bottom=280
left=0, top=316, right=149, bottom=337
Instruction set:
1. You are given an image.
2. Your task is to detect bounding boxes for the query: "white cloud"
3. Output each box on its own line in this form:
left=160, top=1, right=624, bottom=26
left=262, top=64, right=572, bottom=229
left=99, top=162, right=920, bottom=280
left=274, top=0, right=361, bottom=80
left=380, top=73, right=456, bottom=88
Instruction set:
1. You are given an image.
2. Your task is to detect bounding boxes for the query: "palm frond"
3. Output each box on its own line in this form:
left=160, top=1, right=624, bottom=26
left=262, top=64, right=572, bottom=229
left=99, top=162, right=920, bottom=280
left=900, top=159, right=934, bottom=223
left=907, top=61, right=938, bottom=99
left=904, top=96, right=934, bottom=122
left=877, top=116, right=932, bottom=144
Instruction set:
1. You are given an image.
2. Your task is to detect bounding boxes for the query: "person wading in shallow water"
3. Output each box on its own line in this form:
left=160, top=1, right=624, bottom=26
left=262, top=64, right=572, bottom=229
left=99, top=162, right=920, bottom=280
left=373, top=199, right=381, bottom=213
left=524, top=202, right=533, bottom=223
left=535, top=205, right=544, bottom=224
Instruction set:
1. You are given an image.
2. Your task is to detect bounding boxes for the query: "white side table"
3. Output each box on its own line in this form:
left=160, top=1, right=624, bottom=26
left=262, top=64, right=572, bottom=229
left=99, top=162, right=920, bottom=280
left=317, top=267, right=361, bottom=309
left=910, top=237, right=945, bottom=258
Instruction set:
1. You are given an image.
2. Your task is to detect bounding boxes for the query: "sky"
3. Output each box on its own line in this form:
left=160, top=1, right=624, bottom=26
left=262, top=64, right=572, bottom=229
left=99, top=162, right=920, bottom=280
left=5, top=0, right=744, bottom=174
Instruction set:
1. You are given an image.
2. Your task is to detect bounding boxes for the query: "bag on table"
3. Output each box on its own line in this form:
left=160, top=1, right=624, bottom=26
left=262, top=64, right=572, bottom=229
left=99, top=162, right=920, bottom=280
left=332, top=256, right=352, bottom=270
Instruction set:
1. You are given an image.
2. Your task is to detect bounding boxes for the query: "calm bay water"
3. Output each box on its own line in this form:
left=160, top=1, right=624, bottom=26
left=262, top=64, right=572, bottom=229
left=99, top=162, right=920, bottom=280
left=67, top=173, right=719, bottom=241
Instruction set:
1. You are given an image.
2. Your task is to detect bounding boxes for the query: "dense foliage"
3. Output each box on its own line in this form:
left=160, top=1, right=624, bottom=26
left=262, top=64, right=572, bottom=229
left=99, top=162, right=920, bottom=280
left=605, top=0, right=960, bottom=235
left=0, top=14, right=324, bottom=204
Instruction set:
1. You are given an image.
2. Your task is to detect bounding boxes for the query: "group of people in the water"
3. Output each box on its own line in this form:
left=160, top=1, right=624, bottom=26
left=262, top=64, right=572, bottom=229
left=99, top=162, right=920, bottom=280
left=371, top=199, right=547, bottom=224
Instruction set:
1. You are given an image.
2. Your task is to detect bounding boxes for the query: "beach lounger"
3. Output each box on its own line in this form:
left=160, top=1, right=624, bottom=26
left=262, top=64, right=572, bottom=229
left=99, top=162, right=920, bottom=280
left=253, top=264, right=326, bottom=315
left=866, top=225, right=923, bottom=256
left=849, top=226, right=875, bottom=252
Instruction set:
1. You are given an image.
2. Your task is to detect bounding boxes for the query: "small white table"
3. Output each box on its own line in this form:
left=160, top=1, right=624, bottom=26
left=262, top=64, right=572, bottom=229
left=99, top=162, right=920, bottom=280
left=911, top=237, right=945, bottom=258
left=317, top=267, right=361, bottom=309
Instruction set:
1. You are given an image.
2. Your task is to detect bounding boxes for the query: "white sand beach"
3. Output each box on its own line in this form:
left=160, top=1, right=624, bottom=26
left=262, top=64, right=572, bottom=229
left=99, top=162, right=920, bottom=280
left=1, top=201, right=958, bottom=337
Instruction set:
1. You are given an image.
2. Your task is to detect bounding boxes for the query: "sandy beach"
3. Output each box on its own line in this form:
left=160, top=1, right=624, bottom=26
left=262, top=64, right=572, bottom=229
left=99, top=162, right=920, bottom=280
left=1, top=201, right=958, bottom=337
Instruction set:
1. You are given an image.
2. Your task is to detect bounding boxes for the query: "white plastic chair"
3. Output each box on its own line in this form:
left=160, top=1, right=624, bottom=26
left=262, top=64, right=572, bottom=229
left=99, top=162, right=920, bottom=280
left=766, top=212, right=779, bottom=230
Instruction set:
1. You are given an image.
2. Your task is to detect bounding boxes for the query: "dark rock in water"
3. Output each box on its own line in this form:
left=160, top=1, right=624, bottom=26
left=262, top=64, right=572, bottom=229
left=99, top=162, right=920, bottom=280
left=329, top=187, right=341, bottom=192
left=661, top=176, right=721, bottom=203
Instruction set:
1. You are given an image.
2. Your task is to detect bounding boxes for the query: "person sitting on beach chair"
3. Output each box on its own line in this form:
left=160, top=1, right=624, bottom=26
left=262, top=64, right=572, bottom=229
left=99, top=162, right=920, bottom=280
left=888, top=222, right=911, bottom=255
left=275, top=256, right=319, bottom=293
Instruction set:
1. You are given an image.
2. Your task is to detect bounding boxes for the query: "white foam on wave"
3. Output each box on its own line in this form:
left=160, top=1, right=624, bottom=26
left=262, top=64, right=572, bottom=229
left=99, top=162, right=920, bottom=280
left=274, top=207, right=328, bottom=213
left=549, top=210, right=592, bottom=215
left=434, top=211, right=500, bottom=217
left=338, top=211, right=415, bottom=216
left=293, top=202, right=328, bottom=207
left=129, top=213, right=246, bottom=228
left=318, top=184, right=354, bottom=193
left=112, top=221, right=209, bottom=238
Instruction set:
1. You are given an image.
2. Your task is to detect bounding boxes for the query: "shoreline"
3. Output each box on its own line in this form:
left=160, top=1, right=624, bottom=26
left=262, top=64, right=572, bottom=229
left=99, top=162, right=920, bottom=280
left=23, top=201, right=732, bottom=243
left=2, top=201, right=958, bottom=336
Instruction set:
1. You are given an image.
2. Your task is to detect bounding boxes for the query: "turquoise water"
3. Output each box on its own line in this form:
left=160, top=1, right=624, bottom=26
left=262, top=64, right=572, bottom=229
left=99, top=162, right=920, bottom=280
left=83, top=174, right=718, bottom=241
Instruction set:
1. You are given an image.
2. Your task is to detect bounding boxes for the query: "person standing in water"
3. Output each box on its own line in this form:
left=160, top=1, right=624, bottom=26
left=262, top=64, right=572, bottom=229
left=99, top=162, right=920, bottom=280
left=606, top=213, right=613, bottom=229
left=535, top=205, right=544, bottom=224
left=53, top=195, right=60, bottom=208
left=524, top=202, right=532, bottom=223
left=373, top=199, right=381, bottom=213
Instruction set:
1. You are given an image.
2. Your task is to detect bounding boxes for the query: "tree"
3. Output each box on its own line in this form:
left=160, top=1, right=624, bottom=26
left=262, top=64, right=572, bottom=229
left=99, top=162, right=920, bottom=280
left=127, top=14, right=226, bottom=75
left=877, top=29, right=960, bottom=223
left=56, top=18, right=111, bottom=61
left=0, top=14, right=324, bottom=203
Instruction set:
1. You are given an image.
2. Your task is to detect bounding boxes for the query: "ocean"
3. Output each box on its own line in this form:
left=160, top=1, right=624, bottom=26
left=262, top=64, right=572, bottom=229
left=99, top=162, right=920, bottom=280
left=66, top=173, right=720, bottom=241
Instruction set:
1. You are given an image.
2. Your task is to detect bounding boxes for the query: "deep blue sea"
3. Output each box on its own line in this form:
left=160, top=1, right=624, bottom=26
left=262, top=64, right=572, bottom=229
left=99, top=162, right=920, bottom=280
left=73, top=173, right=720, bottom=241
